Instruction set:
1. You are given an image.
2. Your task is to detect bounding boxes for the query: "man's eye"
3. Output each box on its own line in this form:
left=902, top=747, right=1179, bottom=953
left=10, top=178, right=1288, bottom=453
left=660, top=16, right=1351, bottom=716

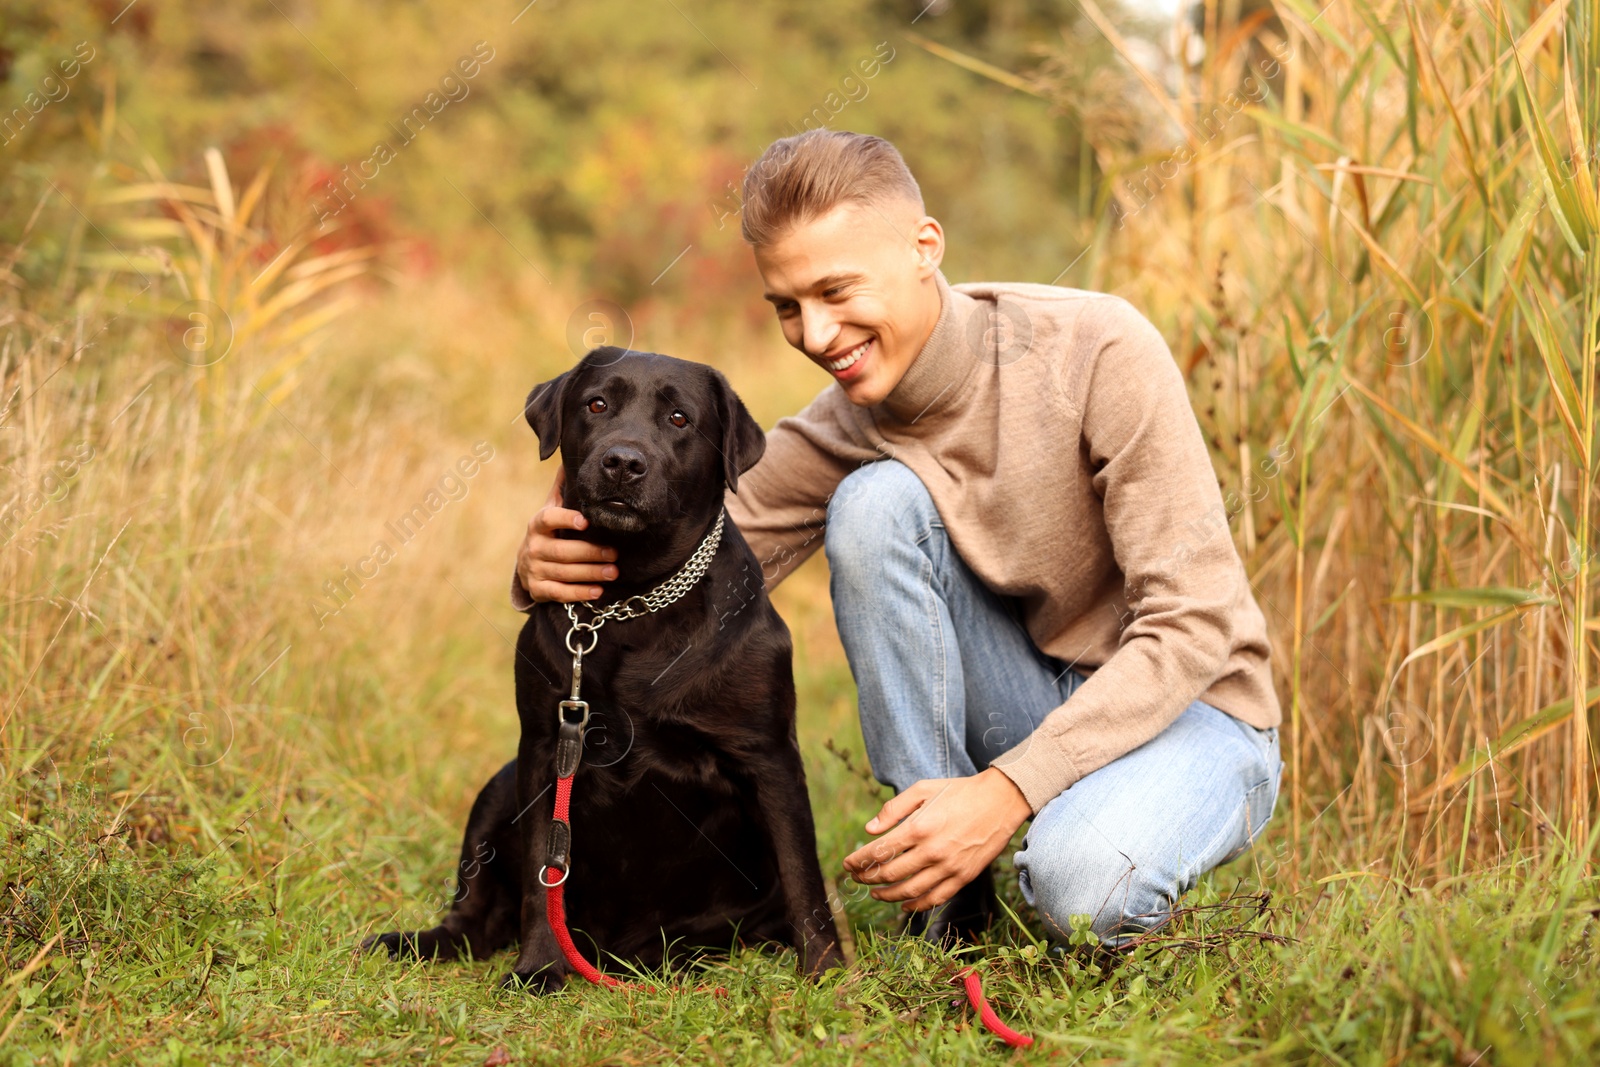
left=669, top=411, right=689, bottom=428
left=587, top=397, right=607, bottom=414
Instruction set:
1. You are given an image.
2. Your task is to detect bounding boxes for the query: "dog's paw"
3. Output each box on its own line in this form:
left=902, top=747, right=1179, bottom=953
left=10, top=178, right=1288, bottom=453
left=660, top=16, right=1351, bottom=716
left=361, top=927, right=462, bottom=962
left=501, top=964, right=567, bottom=994
left=360, top=931, right=412, bottom=959
left=801, top=939, right=848, bottom=978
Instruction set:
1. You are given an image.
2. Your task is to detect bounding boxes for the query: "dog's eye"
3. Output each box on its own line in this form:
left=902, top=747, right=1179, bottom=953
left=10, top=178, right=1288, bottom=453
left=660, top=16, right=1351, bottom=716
left=587, top=397, right=607, bottom=414
left=669, top=411, right=688, bottom=428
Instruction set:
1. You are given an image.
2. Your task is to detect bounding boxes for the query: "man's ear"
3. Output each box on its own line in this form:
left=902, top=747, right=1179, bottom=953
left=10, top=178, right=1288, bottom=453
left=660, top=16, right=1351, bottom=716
left=524, top=369, right=574, bottom=461
left=710, top=368, right=765, bottom=493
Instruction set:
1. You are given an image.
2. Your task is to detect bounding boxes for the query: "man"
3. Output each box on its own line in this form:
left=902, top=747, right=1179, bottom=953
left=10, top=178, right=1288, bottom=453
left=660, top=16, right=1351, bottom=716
left=512, top=130, right=1283, bottom=949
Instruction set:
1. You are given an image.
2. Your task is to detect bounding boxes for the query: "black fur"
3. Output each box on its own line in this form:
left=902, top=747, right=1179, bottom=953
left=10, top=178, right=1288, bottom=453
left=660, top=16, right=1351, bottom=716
left=363, top=346, right=844, bottom=989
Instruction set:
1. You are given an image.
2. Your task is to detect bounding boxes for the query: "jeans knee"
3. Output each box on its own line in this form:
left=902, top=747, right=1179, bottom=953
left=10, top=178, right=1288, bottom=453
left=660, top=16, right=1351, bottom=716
left=1018, top=836, right=1176, bottom=946
left=824, top=459, right=936, bottom=585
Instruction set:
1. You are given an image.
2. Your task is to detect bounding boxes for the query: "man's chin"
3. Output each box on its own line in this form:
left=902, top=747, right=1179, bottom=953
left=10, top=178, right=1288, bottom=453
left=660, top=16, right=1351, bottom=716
left=839, top=375, right=890, bottom=408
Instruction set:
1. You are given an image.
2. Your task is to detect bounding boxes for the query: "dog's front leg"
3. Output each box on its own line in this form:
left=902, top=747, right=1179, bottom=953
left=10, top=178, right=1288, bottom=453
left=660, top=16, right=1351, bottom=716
left=751, top=734, right=847, bottom=977
left=504, top=743, right=570, bottom=991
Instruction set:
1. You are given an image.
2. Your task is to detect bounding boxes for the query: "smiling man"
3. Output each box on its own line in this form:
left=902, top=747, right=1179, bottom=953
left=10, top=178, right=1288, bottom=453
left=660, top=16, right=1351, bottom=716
left=512, top=129, right=1284, bottom=950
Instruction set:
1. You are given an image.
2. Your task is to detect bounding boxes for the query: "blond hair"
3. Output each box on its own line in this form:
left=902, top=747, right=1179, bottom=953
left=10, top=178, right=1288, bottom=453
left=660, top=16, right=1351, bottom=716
left=739, top=129, right=924, bottom=246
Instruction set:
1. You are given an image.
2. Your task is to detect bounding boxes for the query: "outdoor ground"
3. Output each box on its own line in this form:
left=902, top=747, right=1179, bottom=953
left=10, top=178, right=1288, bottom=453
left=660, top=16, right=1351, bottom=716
left=8, top=599, right=1599, bottom=1064
left=5, top=0, right=1600, bottom=1063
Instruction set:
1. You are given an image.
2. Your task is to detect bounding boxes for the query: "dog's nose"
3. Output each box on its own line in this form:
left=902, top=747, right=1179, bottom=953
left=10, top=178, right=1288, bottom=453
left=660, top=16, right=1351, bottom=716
left=601, top=445, right=648, bottom=483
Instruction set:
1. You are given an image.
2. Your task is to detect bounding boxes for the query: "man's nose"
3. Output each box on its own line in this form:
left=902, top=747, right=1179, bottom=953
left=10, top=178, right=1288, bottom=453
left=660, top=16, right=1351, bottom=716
left=601, top=445, right=647, bottom=484
left=801, top=304, right=840, bottom=357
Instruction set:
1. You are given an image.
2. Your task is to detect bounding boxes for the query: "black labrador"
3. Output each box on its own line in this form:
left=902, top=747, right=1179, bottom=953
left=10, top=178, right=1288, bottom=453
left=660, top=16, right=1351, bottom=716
left=364, top=346, right=844, bottom=988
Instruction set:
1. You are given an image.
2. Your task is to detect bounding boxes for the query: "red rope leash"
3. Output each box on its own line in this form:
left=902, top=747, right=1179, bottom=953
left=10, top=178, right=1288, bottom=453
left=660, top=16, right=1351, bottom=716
left=544, top=773, right=624, bottom=987
left=956, top=966, right=1034, bottom=1048
left=545, top=704, right=1027, bottom=1047
left=543, top=768, right=727, bottom=996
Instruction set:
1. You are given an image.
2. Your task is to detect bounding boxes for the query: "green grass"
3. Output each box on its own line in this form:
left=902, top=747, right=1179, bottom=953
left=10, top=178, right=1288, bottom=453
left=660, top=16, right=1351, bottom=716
left=5, top=0, right=1600, bottom=1061
left=6, top=714, right=1600, bottom=1065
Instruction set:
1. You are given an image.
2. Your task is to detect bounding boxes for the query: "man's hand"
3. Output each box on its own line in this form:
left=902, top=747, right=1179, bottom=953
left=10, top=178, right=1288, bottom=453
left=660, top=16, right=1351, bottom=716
left=841, top=767, right=1031, bottom=912
left=516, top=467, right=619, bottom=604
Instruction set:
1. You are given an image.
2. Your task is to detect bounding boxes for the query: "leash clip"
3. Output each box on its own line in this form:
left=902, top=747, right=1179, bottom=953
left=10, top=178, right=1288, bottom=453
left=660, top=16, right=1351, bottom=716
left=558, top=644, right=591, bottom=733
left=558, top=699, right=590, bottom=731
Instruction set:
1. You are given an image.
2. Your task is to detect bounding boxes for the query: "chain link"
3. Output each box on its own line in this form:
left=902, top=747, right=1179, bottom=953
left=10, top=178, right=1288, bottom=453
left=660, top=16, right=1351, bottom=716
left=563, top=508, right=725, bottom=644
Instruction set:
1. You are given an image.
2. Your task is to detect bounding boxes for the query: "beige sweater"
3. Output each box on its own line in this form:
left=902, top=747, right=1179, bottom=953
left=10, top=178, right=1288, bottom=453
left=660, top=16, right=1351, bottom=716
left=513, top=270, right=1281, bottom=813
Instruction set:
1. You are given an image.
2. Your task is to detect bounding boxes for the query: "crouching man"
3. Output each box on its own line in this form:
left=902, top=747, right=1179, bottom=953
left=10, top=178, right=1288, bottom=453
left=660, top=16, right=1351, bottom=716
left=511, top=129, right=1284, bottom=949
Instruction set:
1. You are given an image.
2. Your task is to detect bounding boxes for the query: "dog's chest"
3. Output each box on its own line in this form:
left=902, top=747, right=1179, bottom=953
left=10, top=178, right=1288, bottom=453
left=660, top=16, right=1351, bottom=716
left=519, top=601, right=773, bottom=801
left=564, top=710, right=745, bottom=814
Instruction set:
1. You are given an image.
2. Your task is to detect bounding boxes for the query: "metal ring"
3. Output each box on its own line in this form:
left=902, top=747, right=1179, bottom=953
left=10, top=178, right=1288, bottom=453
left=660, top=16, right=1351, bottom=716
left=538, top=865, right=570, bottom=888
left=624, top=595, right=651, bottom=615
left=565, top=627, right=600, bottom=656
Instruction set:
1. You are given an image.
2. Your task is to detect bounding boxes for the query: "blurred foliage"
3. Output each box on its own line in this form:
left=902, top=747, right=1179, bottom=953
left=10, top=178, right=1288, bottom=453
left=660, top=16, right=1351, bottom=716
left=0, top=0, right=1175, bottom=316
left=6, top=0, right=1600, bottom=1061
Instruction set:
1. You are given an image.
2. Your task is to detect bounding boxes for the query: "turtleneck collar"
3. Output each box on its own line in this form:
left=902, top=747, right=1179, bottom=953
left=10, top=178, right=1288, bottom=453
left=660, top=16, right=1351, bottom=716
left=879, top=269, right=982, bottom=425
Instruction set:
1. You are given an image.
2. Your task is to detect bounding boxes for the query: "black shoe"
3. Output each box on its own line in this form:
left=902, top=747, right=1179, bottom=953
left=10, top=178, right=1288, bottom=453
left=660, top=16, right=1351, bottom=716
left=903, top=866, right=996, bottom=946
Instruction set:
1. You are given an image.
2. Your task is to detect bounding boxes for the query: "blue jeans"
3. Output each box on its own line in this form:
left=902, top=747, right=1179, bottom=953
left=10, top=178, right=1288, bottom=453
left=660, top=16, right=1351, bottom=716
left=824, top=459, right=1282, bottom=947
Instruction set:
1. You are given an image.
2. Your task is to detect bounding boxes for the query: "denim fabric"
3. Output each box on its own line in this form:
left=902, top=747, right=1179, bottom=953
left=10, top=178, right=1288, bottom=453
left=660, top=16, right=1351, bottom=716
left=824, top=459, right=1282, bottom=947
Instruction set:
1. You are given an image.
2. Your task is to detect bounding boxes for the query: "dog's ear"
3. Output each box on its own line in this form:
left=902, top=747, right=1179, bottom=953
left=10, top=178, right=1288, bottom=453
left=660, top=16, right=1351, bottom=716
left=709, top=368, right=766, bottom=493
left=524, top=369, right=574, bottom=461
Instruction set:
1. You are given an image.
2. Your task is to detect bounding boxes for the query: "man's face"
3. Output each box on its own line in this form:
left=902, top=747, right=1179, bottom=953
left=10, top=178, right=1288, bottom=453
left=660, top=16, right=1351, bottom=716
left=753, top=198, right=944, bottom=407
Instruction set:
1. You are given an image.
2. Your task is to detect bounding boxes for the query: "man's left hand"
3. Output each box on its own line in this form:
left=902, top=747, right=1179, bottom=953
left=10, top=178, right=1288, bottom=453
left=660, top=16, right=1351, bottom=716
left=841, top=767, right=1032, bottom=912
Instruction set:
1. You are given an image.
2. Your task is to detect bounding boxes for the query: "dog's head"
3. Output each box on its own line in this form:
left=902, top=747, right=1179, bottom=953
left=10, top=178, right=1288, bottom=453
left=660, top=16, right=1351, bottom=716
left=523, top=347, right=765, bottom=535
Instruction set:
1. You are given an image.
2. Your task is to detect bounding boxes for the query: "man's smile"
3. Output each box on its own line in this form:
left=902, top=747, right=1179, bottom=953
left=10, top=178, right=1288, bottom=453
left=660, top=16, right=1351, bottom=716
left=820, top=336, right=873, bottom=379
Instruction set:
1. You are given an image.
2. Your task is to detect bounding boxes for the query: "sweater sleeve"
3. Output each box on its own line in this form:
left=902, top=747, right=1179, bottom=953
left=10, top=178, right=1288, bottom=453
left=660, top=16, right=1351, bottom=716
left=510, top=383, right=874, bottom=611
left=724, top=385, right=878, bottom=593
left=988, top=298, right=1242, bottom=812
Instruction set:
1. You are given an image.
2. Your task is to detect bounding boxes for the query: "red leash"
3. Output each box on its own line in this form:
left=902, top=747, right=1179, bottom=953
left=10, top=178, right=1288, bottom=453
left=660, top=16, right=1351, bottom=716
left=543, top=749, right=1033, bottom=1047
left=955, top=966, right=1034, bottom=1047
left=544, top=757, right=1031, bottom=1046
left=542, top=771, right=624, bottom=987
left=540, top=649, right=1029, bottom=1045
left=541, top=718, right=726, bottom=995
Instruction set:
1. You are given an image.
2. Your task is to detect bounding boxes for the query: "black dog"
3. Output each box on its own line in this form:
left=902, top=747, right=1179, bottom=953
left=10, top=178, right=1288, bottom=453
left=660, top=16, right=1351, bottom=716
left=364, top=346, right=844, bottom=988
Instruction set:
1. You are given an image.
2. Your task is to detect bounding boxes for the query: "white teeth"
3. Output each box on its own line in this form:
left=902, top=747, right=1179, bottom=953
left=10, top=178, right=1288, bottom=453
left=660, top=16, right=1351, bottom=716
left=824, top=339, right=870, bottom=372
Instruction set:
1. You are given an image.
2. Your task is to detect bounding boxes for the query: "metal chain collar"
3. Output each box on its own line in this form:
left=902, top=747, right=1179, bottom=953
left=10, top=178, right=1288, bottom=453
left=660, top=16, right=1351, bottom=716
left=558, top=508, right=726, bottom=725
